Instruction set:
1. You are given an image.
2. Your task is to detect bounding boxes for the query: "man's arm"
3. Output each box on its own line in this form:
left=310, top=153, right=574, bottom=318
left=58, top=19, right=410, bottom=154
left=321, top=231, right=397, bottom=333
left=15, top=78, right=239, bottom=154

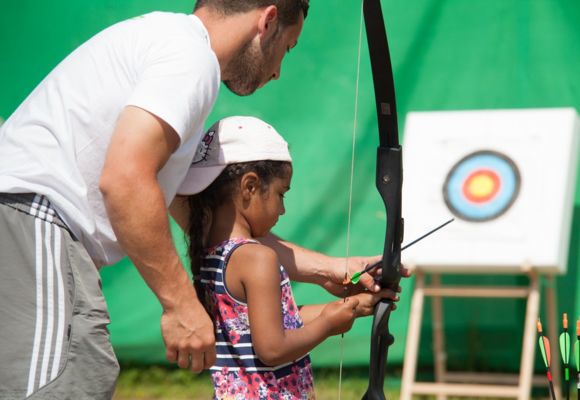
left=259, top=233, right=336, bottom=285
left=171, top=199, right=409, bottom=298
left=100, top=105, right=215, bottom=372
left=260, top=233, right=411, bottom=296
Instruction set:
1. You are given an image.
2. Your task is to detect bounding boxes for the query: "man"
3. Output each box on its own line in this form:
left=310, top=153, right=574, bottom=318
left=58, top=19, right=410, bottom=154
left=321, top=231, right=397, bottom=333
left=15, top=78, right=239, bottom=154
left=0, top=1, right=403, bottom=399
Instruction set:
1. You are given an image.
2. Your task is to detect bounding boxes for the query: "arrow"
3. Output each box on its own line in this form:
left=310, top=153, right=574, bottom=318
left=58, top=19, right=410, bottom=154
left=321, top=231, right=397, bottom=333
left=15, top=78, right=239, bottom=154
left=575, top=317, right=580, bottom=400
left=560, top=313, right=571, bottom=400
left=537, top=318, right=557, bottom=400
left=347, top=218, right=454, bottom=284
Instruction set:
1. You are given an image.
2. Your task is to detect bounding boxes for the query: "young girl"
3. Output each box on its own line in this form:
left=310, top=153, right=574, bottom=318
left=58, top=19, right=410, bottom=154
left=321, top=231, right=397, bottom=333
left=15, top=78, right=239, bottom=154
left=175, top=116, right=394, bottom=399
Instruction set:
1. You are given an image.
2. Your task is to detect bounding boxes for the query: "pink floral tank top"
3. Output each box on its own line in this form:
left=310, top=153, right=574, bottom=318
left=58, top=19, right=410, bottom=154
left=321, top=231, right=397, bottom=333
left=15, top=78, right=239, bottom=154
left=199, top=238, right=315, bottom=399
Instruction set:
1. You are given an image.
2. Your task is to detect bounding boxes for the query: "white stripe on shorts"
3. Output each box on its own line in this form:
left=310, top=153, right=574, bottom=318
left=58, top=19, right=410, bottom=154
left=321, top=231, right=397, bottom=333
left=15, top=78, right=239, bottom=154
left=39, top=221, right=55, bottom=387
left=51, top=227, right=65, bottom=380
left=26, top=220, right=66, bottom=395
left=27, top=218, right=44, bottom=396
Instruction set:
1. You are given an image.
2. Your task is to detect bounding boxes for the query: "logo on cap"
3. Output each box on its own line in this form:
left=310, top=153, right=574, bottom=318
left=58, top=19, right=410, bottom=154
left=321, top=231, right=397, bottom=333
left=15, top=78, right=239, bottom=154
left=192, top=130, right=216, bottom=165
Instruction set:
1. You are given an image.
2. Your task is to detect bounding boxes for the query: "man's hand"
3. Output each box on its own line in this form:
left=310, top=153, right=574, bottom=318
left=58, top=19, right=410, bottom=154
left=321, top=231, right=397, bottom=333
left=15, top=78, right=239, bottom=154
left=161, top=297, right=216, bottom=373
left=321, top=255, right=412, bottom=297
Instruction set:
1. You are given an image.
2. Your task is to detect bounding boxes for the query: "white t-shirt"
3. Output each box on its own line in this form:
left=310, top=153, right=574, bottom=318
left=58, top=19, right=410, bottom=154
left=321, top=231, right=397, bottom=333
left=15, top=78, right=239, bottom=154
left=0, top=12, right=221, bottom=266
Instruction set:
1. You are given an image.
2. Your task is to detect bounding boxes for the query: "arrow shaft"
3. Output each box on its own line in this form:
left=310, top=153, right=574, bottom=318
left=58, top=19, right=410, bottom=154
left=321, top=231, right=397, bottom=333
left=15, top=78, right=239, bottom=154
left=350, top=218, right=455, bottom=284
left=401, top=218, right=454, bottom=251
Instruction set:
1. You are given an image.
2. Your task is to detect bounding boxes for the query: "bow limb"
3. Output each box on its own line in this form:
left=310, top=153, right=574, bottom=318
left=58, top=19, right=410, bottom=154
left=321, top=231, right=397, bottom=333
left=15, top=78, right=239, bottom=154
left=361, top=0, right=404, bottom=399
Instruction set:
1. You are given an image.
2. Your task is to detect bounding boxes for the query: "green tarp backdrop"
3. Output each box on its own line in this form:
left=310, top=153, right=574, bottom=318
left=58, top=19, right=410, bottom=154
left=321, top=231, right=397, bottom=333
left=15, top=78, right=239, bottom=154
left=1, top=0, right=580, bottom=376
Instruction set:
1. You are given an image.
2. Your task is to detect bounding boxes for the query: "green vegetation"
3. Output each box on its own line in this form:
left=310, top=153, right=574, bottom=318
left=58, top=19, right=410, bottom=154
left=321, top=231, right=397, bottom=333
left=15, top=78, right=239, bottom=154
left=113, top=365, right=556, bottom=399
left=113, top=366, right=401, bottom=399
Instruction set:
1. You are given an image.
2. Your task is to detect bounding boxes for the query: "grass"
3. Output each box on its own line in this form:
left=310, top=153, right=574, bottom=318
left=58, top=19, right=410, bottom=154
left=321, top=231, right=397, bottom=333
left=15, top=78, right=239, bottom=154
left=112, top=365, right=402, bottom=399
left=112, top=365, right=562, bottom=399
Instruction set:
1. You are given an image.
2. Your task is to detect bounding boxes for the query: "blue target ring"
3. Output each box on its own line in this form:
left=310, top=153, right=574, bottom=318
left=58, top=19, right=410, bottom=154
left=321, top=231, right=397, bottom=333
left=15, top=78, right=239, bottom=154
left=443, top=150, right=521, bottom=222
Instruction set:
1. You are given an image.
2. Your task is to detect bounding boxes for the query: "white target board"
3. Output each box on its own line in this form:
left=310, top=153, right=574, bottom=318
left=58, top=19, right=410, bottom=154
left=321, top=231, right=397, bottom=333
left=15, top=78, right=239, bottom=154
left=401, top=108, right=579, bottom=274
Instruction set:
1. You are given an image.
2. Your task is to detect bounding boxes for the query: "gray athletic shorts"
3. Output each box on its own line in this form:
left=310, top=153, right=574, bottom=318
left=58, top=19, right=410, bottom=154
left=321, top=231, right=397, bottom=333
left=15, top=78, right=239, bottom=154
left=0, top=193, right=119, bottom=399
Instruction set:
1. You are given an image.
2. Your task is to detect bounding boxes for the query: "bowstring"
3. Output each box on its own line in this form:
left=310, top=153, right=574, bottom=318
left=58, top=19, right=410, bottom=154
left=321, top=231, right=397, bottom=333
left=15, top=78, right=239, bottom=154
left=337, top=1, right=365, bottom=399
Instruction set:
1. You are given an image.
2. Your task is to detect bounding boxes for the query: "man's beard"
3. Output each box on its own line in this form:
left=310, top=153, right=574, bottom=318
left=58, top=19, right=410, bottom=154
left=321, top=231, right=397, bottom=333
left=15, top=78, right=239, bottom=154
left=223, top=35, right=275, bottom=96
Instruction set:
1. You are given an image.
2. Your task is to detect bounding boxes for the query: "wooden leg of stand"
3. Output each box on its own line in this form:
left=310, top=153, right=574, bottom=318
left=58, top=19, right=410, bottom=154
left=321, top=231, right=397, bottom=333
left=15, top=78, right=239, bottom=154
left=401, top=271, right=426, bottom=400
left=517, top=272, right=538, bottom=400
left=545, top=276, right=562, bottom=399
left=431, top=274, right=447, bottom=400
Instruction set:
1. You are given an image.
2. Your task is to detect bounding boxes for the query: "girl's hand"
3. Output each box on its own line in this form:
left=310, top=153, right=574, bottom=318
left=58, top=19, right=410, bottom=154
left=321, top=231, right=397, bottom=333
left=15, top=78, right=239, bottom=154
left=351, top=288, right=400, bottom=317
left=319, top=297, right=359, bottom=336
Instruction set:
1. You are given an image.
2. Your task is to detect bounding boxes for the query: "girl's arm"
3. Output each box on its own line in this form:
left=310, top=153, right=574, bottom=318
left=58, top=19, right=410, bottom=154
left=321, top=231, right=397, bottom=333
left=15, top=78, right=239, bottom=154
left=297, top=304, right=325, bottom=325
left=228, top=244, right=359, bottom=367
left=298, top=288, right=401, bottom=325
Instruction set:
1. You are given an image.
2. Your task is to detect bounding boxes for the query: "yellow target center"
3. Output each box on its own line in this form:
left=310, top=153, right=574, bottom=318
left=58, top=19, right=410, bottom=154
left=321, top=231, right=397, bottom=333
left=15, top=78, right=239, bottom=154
left=463, top=170, right=500, bottom=203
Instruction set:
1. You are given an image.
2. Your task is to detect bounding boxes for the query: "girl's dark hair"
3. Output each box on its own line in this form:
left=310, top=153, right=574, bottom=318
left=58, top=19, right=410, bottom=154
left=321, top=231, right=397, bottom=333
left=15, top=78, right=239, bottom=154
left=187, top=160, right=291, bottom=305
left=194, top=0, right=309, bottom=27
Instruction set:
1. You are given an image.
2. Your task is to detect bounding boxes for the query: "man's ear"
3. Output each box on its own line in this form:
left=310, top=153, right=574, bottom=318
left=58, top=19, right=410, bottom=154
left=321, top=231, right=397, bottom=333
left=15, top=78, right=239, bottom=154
left=257, top=5, right=278, bottom=39
left=240, top=172, right=261, bottom=199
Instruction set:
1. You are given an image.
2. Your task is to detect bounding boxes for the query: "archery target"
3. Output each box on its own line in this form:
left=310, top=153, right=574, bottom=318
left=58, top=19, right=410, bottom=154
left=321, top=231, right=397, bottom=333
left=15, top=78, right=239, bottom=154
left=443, top=150, right=521, bottom=222
left=401, top=108, right=579, bottom=274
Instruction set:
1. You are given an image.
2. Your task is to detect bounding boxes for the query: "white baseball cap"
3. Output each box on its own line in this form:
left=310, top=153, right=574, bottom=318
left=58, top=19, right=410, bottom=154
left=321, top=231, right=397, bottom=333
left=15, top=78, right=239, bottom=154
left=178, top=116, right=292, bottom=195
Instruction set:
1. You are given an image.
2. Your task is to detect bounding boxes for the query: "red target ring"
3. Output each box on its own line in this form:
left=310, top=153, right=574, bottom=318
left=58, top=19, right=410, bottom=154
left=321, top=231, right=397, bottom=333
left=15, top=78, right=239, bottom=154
left=462, top=169, right=501, bottom=204
left=443, top=150, right=521, bottom=222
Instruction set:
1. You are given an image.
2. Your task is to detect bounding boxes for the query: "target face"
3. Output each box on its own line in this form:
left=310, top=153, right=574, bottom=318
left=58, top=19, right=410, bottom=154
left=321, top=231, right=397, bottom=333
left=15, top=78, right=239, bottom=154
left=443, top=150, right=521, bottom=222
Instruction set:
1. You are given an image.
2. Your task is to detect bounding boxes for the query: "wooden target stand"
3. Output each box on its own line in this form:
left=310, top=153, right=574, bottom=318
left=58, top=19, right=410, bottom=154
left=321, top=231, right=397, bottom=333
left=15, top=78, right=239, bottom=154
left=399, top=266, right=561, bottom=400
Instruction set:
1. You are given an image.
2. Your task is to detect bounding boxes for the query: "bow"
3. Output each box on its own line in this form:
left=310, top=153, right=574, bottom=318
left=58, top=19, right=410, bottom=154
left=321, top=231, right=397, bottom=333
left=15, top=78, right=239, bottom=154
left=360, top=0, right=404, bottom=398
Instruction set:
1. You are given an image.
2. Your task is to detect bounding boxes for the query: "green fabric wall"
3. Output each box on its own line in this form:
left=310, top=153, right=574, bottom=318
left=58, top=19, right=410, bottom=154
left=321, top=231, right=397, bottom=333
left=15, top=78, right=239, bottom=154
left=2, top=0, right=580, bottom=374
